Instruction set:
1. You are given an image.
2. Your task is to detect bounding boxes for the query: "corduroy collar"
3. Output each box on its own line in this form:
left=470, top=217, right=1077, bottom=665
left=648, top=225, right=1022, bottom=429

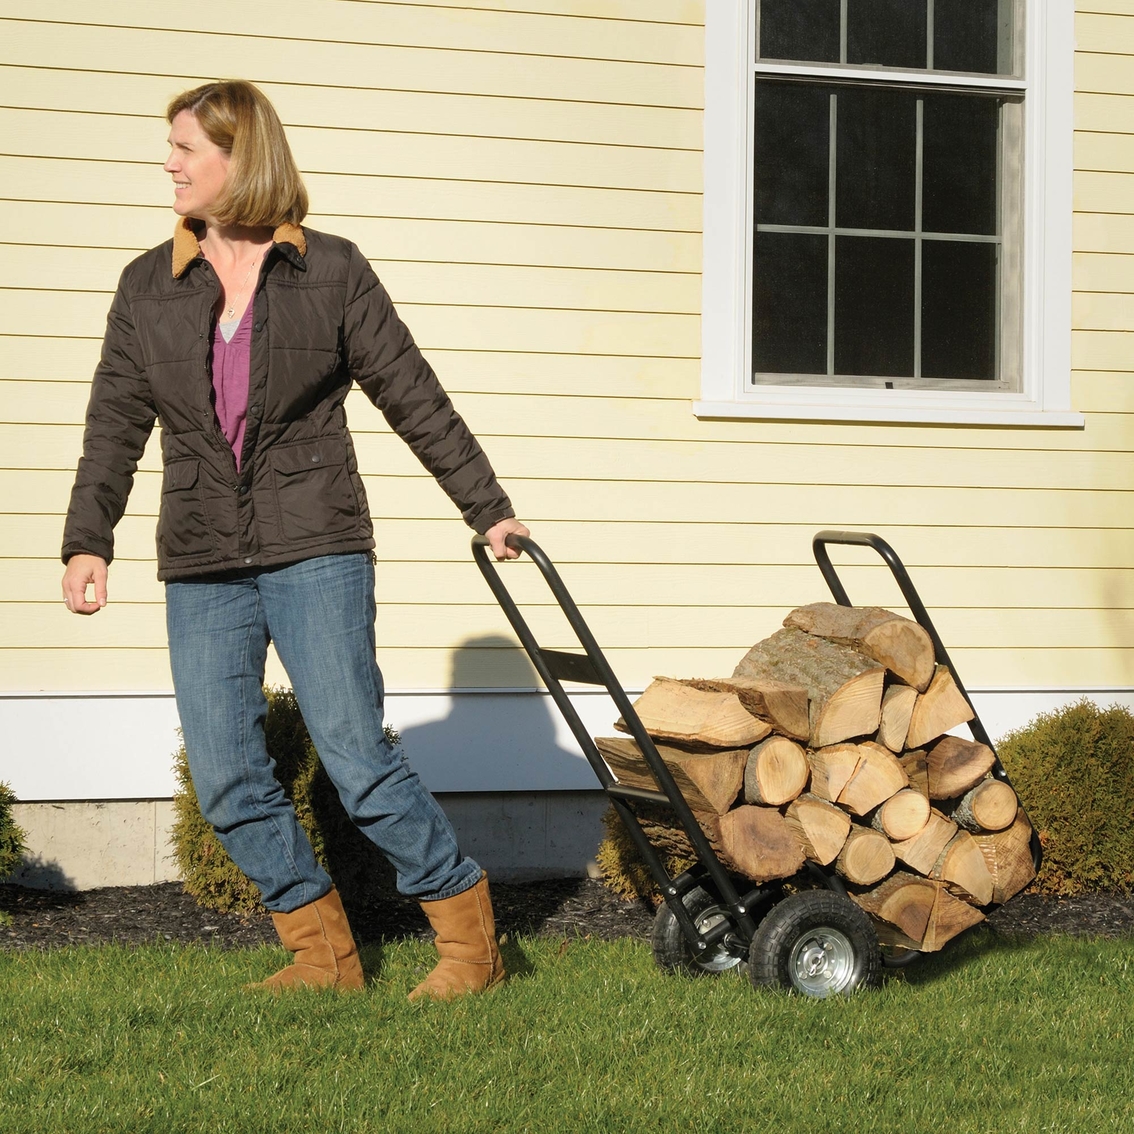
left=171, top=216, right=307, bottom=278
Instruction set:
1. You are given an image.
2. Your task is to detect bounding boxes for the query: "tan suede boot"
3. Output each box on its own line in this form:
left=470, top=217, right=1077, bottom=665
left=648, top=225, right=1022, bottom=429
left=408, top=873, right=505, bottom=1002
left=251, top=886, right=365, bottom=992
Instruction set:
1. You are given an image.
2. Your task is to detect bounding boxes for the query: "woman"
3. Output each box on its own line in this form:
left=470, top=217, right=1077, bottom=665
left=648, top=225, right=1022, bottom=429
left=60, top=80, right=529, bottom=1000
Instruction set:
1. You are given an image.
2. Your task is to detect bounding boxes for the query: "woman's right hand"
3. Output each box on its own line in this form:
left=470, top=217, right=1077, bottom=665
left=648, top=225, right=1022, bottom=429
left=62, top=554, right=109, bottom=615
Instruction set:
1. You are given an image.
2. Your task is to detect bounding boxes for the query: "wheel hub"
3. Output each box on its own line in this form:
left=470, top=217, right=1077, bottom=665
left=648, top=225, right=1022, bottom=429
left=789, top=927, right=856, bottom=997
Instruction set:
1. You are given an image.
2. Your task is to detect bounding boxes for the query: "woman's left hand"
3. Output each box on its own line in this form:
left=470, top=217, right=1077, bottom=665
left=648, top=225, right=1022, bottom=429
left=484, top=517, right=530, bottom=560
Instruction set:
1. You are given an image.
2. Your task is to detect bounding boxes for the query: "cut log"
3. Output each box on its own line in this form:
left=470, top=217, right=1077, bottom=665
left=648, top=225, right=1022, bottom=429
left=835, top=825, right=895, bottom=885
left=870, top=788, right=931, bottom=841
left=682, top=677, right=810, bottom=742
left=784, top=603, right=936, bottom=692
left=890, top=808, right=958, bottom=875
left=900, top=751, right=930, bottom=798
left=972, top=813, right=1037, bottom=904
left=950, top=778, right=1019, bottom=833
left=851, top=871, right=939, bottom=944
left=744, top=735, right=810, bottom=806
left=905, top=665, right=974, bottom=748
left=836, top=741, right=909, bottom=816
left=921, top=885, right=986, bottom=952
left=784, top=793, right=853, bottom=866
left=733, top=628, right=885, bottom=747
left=930, top=831, right=995, bottom=905
left=615, top=677, right=772, bottom=748
left=713, top=805, right=806, bottom=883
left=595, top=736, right=745, bottom=815
left=877, top=684, right=918, bottom=752
left=925, top=736, right=997, bottom=800
left=807, top=743, right=862, bottom=803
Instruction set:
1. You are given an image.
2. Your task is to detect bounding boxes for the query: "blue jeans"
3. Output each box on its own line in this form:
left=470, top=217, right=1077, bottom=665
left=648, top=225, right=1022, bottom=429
left=165, top=552, right=482, bottom=913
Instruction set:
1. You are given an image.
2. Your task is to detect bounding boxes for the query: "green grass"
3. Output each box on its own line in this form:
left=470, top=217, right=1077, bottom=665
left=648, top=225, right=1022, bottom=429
left=1, top=932, right=1132, bottom=1133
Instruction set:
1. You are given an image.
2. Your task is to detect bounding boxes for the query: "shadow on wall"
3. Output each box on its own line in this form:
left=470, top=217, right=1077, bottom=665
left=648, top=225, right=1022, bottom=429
left=397, top=635, right=597, bottom=792
left=9, top=856, right=74, bottom=892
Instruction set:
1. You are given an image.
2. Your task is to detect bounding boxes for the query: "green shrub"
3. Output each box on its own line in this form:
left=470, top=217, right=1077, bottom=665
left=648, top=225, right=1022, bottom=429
left=997, top=699, right=1134, bottom=895
left=0, top=781, right=27, bottom=881
left=171, top=687, right=398, bottom=915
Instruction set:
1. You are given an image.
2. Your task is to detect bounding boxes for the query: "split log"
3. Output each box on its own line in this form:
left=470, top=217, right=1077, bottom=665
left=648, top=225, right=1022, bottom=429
left=784, top=793, right=853, bottom=866
left=925, top=736, right=997, bottom=800
left=744, top=736, right=810, bottom=806
left=905, top=665, right=974, bottom=749
left=682, top=677, right=810, bottom=742
left=899, top=751, right=930, bottom=798
left=713, top=805, right=806, bottom=883
left=807, top=743, right=861, bottom=804
left=784, top=602, right=936, bottom=692
left=877, top=684, right=918, bottom=752
left=836, top=741, right=909, bottom=816
left=615, top=677, right=772, bottom=748
left=921, top=885, right=986, bottom=952
left=733, top=628, right=885, bottom=747
left=595, top=736, right=745, bottom=815
left=851, top=871, right=939, bottom=944
left=972, top=813, right=1037, bottom=904
left=836, top=825, right=895, bottom=885
left=930, top=831, right=995, bottom=905
left=890, top=809, right=958, bottom=875
left=869, top=788, right=931, bottom=841
left=949, top=778, right=1018, bottom=833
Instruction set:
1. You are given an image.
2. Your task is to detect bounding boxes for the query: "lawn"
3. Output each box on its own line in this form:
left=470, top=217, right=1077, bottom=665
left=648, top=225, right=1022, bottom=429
left=1, top=930, right=1131, bottom=1133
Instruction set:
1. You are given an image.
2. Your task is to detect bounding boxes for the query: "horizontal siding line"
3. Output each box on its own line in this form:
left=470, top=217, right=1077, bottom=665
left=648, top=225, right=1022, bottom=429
left=336, top=1, right=702, bottom=29
left=0, top=103, right=704, bottom=155
left=0, top=18, right=705, bottom=70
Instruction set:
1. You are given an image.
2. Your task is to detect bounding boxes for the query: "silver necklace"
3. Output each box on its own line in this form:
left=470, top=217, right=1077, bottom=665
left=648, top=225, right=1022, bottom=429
left=222, top=251, right=261, bottom=321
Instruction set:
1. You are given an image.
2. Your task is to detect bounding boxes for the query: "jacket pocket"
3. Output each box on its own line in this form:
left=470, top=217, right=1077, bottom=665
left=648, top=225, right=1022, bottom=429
left=158, top=459, right=214, bottom=558
left=269, top=442, right=359, bottom=544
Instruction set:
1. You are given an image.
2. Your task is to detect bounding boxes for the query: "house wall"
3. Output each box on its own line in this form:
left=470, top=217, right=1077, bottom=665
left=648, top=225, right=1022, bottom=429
left=0, top=1, right=1130, bottom=885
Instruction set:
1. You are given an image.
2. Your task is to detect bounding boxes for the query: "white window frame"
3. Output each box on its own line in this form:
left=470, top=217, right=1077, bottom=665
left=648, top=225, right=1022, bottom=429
left=698, top=0, right=1082, bottom=427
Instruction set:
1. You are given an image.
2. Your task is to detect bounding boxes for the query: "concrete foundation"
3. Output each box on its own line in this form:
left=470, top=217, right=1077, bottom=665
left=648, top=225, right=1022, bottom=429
left=9, top=791, right=608, bottom=891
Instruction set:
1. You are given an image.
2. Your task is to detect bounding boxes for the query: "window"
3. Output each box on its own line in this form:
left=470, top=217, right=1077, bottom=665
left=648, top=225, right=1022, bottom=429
left=699, top=1, right=1081, bottom=426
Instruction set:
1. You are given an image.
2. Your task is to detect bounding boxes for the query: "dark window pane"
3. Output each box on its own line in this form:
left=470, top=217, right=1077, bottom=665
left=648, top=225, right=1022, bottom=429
left=847, top=0, right=927, bottom=69
left=922, top=240, right=997, bottom=381
left=836, top=87, right=916, bottom=231
left=834, top=236, right=914, bottom=377
left=922, top=94, right=999, bottom=236
left=754, top=82, right=830, bottom=227
left=753, top=232, right=828, bottom=374
left=934, top=0, right=1004, bottom=74
left=759, top=0, right=840, bottom=63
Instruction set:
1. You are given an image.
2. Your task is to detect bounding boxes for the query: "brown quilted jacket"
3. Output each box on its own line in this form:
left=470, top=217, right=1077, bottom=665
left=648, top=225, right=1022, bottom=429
left=62, top=220, right=514, bottom=580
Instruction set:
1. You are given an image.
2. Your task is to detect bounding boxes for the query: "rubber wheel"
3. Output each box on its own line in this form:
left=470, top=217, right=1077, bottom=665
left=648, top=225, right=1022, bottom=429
left=747, top=890, right=882, bottom=997
left=651, top=885, right=746, bottom=976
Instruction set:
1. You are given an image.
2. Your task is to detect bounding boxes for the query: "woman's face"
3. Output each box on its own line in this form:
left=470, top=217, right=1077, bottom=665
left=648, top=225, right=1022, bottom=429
left=164, top=110, right=230, bottom=223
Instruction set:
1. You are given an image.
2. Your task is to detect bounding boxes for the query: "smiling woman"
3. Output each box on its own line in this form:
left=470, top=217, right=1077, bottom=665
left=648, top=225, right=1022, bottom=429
left=58, top=79, right=529, bottom=1002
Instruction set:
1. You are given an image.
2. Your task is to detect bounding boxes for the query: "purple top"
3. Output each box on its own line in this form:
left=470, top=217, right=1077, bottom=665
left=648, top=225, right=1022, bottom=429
left=210, top=303, right=253, bottom=471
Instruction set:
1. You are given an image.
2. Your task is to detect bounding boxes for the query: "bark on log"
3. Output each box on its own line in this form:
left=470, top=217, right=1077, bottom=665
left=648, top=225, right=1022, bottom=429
left=784, top=602, right=936, bottom=692
left=930, top=831, right=995, bottom=906
left=925, top=736, right=997, bottom=800
left=807, top=743, right=862, bottom=804
left=905, top=665, right=974, bottom=749
left=972, top=813, right=1037, bottom=904
left=714, top=805, right=807, bottom=883
left=836, top=741, right=909, bottom=816
left=616, top=677, right=772, bottom=748
left=835, top=825, right=895, bottom=885
left=595, top=736, right=745, bottom=815
left=950, top=778, right=1019, bottom=833
left=869, top=788, right=931, bottom=841
left=921, top=885, right=986, bottom=952
left=877, top=684, right=918, bottom=752
left=890, top=808, right=958, bottom=875
left=784, top=793, right=853, bottom=866
left=744, top=736, right=810, bottom=806
left=682, top=677, right=810, bottom=742
left=733, top=628, right=885, bottom=747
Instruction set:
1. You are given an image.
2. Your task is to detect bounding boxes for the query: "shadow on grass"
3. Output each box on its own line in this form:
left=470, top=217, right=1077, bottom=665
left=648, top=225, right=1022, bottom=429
left=886, top=926, right=1044, bottom=988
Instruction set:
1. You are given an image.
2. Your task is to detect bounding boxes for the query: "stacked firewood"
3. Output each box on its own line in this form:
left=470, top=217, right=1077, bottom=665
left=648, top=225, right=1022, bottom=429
left=595, top=603, right=1036, bottom=953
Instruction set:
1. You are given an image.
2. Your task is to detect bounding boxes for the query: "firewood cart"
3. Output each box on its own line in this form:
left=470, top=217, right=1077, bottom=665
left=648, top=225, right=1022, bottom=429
left=472, top=530, right=1041, bottom=997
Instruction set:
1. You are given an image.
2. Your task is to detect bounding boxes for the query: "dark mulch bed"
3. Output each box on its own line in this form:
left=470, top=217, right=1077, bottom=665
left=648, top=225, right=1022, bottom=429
left=3, top=879, right=1134, bottom=953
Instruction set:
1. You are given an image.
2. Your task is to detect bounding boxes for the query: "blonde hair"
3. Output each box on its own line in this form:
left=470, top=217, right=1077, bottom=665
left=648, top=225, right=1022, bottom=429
left=166, top=80, right=308, bottom=227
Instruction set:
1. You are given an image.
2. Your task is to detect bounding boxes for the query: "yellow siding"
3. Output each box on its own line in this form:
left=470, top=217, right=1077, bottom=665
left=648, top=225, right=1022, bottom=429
left=1, top=0, right=1132, bottom=699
